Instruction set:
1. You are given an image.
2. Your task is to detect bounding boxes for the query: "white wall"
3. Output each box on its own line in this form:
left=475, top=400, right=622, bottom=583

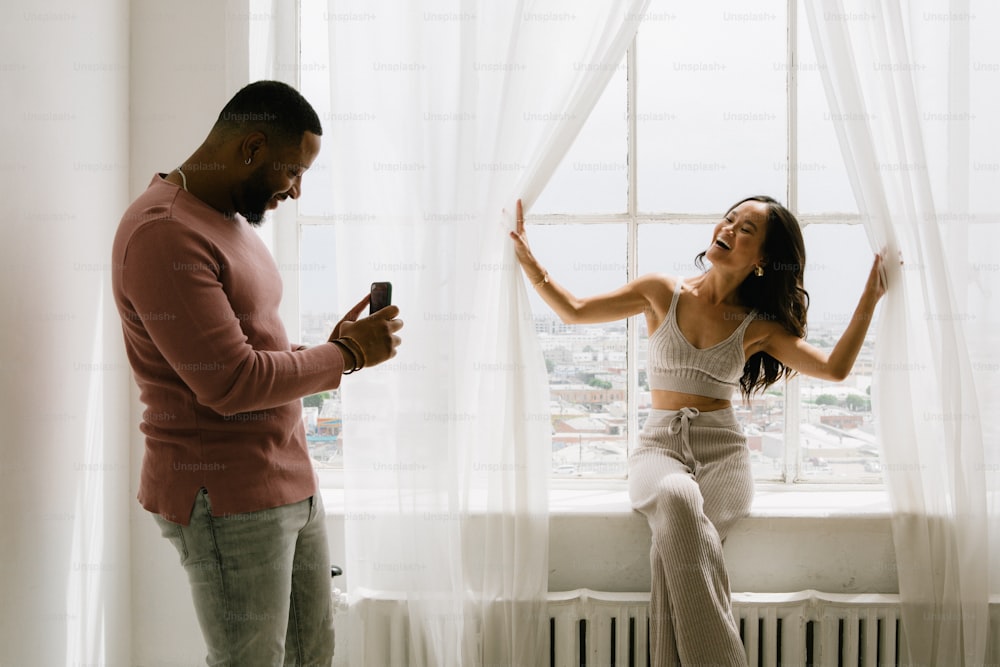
left=0, top=0, right=131, bottom=664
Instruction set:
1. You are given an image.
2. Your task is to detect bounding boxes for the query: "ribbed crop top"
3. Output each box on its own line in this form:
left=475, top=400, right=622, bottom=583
left=647, top=278, right=756, bottom=400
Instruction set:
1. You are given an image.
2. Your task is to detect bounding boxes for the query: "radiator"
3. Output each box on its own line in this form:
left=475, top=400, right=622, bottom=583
left=548, top=589, right=901, bottom=667
left=346, top=589, right=1000, bottom=666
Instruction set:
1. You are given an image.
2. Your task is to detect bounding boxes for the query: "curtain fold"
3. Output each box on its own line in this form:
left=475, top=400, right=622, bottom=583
left=324, top=0, right=647, bottom=664
left=804, top=1, right=999, bottom=663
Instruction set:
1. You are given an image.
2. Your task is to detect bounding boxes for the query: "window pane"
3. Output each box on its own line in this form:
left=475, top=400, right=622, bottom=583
left=637, top=1, right=787, bottom=213
left=299, top=225, right=343, bottom=468
left=638, top=223, right=785, bottom=481
left=797, top=223, right=880, bottom=481
left=532, top=57, right=628, bottom=215
left=298, top=4, right=335, bottom=216
left=795, top=5, right=859, bottom=214
left=527, top=224, right=628, bottom=476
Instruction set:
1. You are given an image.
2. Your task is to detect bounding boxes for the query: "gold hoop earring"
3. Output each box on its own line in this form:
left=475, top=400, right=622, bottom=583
left=754, top=265, right=764, bottom=277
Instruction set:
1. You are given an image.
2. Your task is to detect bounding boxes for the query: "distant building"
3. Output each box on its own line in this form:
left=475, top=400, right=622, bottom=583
left=550, top=384, right=626, bottom=411
left=820, top=414, right=864, bottom=430
left=554, top=416, right=609, bottom=434
left=302, top=406, right=319, bottom=434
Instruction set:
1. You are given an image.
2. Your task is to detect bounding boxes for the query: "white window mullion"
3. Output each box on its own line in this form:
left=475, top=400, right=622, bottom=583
left=787, top=0, right=799, bottom=215
left=626, top=37, right=639, bottom=459
left=785, top=0, right=800, bottom=483
left=785, top=375, right=801, bottom=482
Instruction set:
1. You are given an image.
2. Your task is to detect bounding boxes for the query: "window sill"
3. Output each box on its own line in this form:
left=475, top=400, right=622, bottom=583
left=546, top=480, right=890, bottom=516
left=321, top=484, right=897, bottom=594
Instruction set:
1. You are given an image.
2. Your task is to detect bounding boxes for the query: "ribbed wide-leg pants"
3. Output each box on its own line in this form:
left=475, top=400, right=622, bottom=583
left=628, top=407, right=755, bottom=667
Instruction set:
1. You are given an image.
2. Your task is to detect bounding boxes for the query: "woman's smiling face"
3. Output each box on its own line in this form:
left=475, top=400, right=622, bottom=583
left=705, top=199, right=769, bottom=274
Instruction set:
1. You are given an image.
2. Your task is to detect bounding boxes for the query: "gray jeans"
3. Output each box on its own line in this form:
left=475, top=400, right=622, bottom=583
left=153, top=488, right=334, bottom=667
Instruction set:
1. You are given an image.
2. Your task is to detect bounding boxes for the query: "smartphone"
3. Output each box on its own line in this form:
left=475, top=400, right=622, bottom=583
left=370, top=281, right=392, bottom=315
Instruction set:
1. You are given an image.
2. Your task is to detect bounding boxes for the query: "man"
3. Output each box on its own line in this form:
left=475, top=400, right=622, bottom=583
left=112, top=80, right=402, bottom=666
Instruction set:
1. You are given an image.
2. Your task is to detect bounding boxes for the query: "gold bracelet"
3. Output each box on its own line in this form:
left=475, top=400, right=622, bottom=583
left=534, top=272, right=549, bottom=288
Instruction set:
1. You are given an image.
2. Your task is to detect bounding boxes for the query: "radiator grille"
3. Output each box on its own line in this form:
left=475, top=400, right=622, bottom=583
left=547, top=590, right=902, bottom=667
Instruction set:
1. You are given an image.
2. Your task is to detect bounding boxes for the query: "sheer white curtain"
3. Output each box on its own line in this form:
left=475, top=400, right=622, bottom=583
left=0, top=1, right=131, bottom=665
left=805, top=1, right=999, bottom=663
left=322, top=1, right=647, bottom=664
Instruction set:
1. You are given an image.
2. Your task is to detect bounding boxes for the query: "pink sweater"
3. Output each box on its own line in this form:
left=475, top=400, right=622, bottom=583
left=112, top=175, right=344, bottom=524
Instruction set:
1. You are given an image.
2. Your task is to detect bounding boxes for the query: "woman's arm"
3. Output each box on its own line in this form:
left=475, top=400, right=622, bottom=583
left=758, top=253, right=887, bottom=381
left=509, top=199, right=657, bottom=325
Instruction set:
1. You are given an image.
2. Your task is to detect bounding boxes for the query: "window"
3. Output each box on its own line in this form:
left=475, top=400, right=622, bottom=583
left=292, top=0, right=882, bottom=484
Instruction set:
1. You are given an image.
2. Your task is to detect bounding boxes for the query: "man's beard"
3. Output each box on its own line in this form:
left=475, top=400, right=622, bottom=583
left=238, top=165, right=274, bottom=227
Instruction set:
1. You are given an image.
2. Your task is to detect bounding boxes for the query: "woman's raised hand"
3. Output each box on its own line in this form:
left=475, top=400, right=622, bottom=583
left=865, top=251, right=889, bottom=301
left=508, top=199, right=545, bottom=283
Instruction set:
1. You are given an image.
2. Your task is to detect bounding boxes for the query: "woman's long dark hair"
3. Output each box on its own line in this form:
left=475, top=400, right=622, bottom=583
left=694, top=195, right=809, bottom=400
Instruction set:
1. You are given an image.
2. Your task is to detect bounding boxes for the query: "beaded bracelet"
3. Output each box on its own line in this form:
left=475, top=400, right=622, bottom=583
left=337, top=336, right=368, bottom=373
left=331, top=339, right=362, bottom=374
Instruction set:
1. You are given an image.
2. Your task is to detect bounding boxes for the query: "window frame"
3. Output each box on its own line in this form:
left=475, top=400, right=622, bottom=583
left=283, top=0, right=879, bottom=488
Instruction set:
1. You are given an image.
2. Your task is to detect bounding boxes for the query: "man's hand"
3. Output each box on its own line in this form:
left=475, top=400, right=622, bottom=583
left=329, top=297, right=403, bottom=369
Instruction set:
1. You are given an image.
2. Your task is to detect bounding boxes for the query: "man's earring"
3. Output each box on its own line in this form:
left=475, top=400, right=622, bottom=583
left=245, top=156, right=252, bottom=165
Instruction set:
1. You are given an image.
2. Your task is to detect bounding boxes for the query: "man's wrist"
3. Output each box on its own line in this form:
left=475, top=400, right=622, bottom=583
left=330, top=339, right=360, bottom=374
left=337, top=336, right=367, bottom=372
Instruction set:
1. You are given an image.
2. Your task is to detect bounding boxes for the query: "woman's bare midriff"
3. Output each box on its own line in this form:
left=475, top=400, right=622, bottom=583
left=651, top=389, right=732, bottom=412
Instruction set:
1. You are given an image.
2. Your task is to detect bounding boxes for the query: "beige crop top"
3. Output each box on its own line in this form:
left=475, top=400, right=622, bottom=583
left=647, top=278, right=755, bottom=400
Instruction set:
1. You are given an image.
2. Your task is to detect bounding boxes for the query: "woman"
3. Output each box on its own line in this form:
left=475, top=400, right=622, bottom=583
left=510, top=196, right=887, bottom=666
